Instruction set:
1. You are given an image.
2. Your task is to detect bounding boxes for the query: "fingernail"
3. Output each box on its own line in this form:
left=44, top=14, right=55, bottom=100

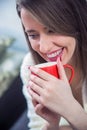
left=29, top=81, right=32, bottom=86
left=27, top=85, right=29, bottom=88
left=30, top=66, right=38, bottom=72
left=28, top=65, right=31, bottom=69
left=57, top=57, right=60, bottom=62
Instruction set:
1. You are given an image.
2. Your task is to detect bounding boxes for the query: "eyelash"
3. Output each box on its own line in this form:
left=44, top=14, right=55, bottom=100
left=27, top=30, right=55, bottom=40
left=28, top=34, right=39, bottom=40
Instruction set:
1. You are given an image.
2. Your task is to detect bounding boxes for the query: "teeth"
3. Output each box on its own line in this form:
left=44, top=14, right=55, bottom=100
left=47, top=50, right=62, bottom=58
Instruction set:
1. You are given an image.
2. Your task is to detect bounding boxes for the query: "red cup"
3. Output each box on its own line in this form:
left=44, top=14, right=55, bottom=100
left=34, top=62, right=74, bottom=84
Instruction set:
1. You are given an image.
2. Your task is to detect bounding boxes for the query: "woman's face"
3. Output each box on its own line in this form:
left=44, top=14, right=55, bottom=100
left=21, top=8, right=76, bottom=65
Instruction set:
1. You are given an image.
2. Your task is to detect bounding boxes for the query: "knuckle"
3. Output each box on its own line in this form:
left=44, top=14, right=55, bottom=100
left=31, top=75, right=37, bottom=81
left=46, top=86, right=52, bottom=93
left=40, top=97, right=46, bottom=105
left=36, top=68, right=41, bottom=75
left=40, top=93, right=49, bottom=105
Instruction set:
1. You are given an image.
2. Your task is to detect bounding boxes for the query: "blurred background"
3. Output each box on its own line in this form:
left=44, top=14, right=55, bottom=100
left=0, top=0, right=29, bottom=129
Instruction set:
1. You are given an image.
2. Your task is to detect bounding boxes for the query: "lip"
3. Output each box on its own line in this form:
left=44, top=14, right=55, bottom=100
left=47, top=48, right=64, bottom=61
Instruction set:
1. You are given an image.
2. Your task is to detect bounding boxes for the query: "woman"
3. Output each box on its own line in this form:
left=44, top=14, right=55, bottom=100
left=16, top=0, right=87, bottom=130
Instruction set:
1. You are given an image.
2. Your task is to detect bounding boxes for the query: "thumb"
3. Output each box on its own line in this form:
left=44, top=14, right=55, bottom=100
left=32, top=98, right=39, bottom=107
left=35, top=103, right=44, bottom=114
left=57, top=57, right=69, bottom=84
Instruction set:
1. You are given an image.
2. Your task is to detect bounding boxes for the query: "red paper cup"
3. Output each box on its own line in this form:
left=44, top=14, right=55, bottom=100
left=35, top=62, right=59, bottom=78
left=34, top=62, right=74, bottom=84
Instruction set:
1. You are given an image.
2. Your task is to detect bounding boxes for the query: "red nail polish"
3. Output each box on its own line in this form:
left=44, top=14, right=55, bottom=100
left=27, top=85, right=30, bottom=88
left=28, top=65, right=31, bottom=69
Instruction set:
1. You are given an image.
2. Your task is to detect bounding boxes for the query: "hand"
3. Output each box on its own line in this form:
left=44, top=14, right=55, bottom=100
left=31, top=98, right=60, bottom=126
left=29, top=58, right=75, bottom=118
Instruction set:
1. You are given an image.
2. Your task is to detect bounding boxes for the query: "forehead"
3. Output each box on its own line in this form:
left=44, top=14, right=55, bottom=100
left=21, top=8, right=35, bottom=21
left=21, top=8, right=44, bottom=30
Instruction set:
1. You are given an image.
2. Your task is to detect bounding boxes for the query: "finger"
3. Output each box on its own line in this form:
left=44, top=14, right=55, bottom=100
left=29, top=88, right=41, bottom=103
left=27, top=85, right=31, bottom=95
left=35, top=103, right=44, bottom=115
left=29, top=80, right=43, bottom=96
left=30, top=66, right=55, bottom=81
left=30, top=74, right=46, bottom=88
left=57, top=57, right=69, bottom=84
left=32, top=98, right=39, bottom=107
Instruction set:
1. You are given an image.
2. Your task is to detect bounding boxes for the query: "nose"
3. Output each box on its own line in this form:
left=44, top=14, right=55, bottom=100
left=39, top=34, right=52, bottom=53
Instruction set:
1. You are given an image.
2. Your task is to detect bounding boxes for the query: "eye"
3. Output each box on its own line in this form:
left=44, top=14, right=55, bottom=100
left=27, top=34, right=39, bottom=40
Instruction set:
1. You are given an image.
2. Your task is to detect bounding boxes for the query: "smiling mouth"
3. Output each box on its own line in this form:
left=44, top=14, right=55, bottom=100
left=47, top=48, right=64, bottom=61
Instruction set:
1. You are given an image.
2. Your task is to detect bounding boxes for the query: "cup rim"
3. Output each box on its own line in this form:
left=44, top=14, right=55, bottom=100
left=35, top=62, right=57, bottom=68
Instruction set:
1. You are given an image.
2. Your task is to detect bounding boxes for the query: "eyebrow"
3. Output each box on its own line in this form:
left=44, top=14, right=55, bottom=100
left=25, top=27, right=48, bottom=33
left=25, top=29, right=36, bottom=33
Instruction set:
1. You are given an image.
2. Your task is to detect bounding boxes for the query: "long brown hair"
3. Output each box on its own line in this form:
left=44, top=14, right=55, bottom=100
left=16, top=0, right=87, bottom=82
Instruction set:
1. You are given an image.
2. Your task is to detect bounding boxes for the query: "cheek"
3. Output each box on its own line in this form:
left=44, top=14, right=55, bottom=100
left=30, top=41, right=39, bottom=52
left=67, top=42, right=76, bottom=63
left=70, top=41, right=76, bottom=56
left=62, top=42, right=76, bottom=64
